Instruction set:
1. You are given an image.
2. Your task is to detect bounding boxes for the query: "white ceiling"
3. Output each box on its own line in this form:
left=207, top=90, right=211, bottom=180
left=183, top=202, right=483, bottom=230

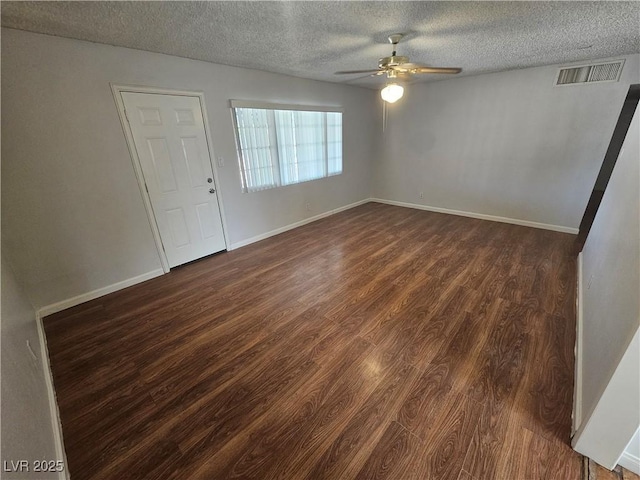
left=2, top=1, right=639, bottom=88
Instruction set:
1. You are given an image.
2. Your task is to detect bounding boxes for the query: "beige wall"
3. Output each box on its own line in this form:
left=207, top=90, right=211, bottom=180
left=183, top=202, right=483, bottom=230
left=1, top=28, right=377, bottom=309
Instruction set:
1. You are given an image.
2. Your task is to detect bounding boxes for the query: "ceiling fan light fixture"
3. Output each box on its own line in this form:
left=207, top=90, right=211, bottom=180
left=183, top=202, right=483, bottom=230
left=381, top=83, right=404, bottom=103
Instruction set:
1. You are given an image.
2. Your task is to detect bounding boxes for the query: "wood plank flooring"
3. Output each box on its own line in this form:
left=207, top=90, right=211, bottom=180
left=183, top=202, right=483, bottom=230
left=45, top=202, right=583, bottom=480
left=586, top=458, right=640, bottom=480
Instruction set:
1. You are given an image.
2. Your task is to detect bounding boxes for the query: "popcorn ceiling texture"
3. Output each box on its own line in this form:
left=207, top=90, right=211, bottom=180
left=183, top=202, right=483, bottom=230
left=1, top=1, right=639, bottom=88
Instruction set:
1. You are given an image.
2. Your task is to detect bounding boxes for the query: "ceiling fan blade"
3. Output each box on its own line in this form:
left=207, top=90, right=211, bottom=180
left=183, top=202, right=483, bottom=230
left=410, top=66, right=462, bottom=74
left=394, top=63, right=421, bottom=69
left=344, top=73, right=380, bottom=83
left=390, top=63, right=462, bottom=74
left=335, top=69, right=383, bottom=75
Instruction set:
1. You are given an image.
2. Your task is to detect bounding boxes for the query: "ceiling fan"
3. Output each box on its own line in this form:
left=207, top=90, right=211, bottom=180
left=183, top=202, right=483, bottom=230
left=335, top=33, right=462, bottom=103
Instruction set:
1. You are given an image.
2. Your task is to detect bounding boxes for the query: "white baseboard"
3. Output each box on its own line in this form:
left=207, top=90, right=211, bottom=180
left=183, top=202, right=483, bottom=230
left=27, top=194, right=583, bottom=480
left=38, top=269, right=164, bottom=318
left=230, top=197, right=578, bottom=251
left=38, top=199, right=368, bottom=317
left=36, top=197, right=575, bottom=316
left=573, top=252, right=584, bottom=435
left=36, top=312, right=70, bottom=480
left=228, top=199, right=370, bottom=250
left=619, top=451, right=640, bottom=475
left=34, top=268, right=164, bottom=478
left=370, top=198, right=579, bottom=234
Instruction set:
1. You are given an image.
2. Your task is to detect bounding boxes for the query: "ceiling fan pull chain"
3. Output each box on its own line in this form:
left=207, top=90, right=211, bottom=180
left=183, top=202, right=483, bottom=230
left=382, top=99, right=387, bottom=133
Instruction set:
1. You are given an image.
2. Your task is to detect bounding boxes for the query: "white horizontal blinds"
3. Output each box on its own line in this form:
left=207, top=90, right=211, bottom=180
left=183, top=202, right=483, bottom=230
left=275, top=110, right=326, bottom=185
left=233, top=104, right=343, bottom=192
left=297, top=111, right=327, bottom=182
left=235, top=108, right=277, bottom=192
left=274, top=110, right=296, bottom=185
left=326, top=112, right=342, bottom=175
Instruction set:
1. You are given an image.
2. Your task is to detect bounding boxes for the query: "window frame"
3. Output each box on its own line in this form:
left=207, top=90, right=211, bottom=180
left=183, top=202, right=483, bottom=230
left=230, top=100, right=343, bottom=193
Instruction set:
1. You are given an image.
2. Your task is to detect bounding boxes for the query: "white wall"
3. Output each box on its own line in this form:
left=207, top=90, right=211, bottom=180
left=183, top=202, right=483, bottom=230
left=573, top=330, right=640, bottom=470
left=1, top=28, right=377, bottom=309
left=3, top=22, right=639, bottom=478
left=373, top=55, right=640, bottom=230
left=621, top=428, right=640, bottom=474
left=1, top=257, right=62, bottom=479
left=572, top=104, right=639, bottom=469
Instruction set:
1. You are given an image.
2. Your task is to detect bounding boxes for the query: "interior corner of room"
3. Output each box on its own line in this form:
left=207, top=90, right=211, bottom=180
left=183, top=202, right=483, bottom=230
left=1, top=2, right=639, bottom=479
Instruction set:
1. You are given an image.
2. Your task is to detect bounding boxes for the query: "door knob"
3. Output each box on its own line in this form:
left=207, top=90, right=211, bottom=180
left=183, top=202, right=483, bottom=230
left=209, top=188, right=216, bottom=194
left=207, top=177, right=213, bottom=183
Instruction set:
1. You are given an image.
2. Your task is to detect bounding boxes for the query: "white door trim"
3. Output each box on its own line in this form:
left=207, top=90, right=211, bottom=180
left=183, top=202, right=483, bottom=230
left=111, top=84, right=231, bottom=273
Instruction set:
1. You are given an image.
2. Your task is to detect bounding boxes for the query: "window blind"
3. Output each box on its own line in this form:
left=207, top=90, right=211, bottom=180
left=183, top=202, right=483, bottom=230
left=232, top=103, right=343, bottom=192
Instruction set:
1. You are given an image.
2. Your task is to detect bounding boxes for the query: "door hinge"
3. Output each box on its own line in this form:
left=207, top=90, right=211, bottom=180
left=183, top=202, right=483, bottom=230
left=124, top=108, right=130, bottom=123
left=144, top=183, right=149, bottom=193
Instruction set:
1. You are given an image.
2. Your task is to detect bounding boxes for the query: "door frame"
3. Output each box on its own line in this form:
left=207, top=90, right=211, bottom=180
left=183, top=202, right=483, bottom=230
left=111, top=84, right=231, bottom=273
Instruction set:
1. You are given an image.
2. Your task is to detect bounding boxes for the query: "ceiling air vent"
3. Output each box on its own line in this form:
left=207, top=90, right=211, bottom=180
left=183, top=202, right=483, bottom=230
left=556, top=60, right=625, bottom=86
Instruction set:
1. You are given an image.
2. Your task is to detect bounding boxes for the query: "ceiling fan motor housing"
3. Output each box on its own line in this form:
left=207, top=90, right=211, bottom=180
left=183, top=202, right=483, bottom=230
left=379, top=55, right=409, bottom=68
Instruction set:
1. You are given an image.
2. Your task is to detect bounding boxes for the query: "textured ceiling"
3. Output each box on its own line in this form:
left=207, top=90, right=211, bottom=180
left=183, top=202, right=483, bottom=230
left=2, top=1, right=639, bottom=88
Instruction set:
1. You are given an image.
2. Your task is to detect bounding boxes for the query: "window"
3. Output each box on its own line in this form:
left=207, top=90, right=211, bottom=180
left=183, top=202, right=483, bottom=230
left=231, top=101, right=343, bottom=192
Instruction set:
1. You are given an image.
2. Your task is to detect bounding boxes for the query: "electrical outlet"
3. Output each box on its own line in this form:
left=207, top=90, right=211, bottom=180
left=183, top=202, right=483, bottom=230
left=217, top=157, right=225, bottom=167
left=305, top=203, right=311, bottom=212
left=419, top=192, right=424, bottom=199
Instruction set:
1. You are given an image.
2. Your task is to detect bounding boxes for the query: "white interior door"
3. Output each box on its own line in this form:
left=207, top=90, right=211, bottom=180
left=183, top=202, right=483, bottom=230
left=121, top=92, right=226, bottom=268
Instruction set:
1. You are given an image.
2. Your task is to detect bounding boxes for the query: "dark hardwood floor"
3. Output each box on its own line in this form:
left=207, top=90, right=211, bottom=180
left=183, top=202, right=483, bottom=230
left=45, top=202, right=582, bottom=480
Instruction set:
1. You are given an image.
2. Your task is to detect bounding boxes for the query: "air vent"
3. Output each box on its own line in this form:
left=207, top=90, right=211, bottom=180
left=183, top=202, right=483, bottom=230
left=556, top=60, right=624, bottom=86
